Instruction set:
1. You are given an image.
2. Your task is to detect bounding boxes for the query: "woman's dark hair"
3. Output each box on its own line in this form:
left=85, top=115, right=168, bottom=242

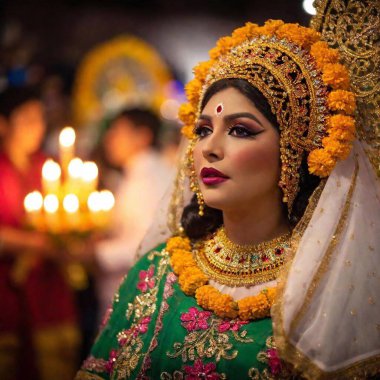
left=112, top=107, right=161, bottom=148
left=181, top=78, right=320, bottom=240
left=0, top=86, right=40, bottom=119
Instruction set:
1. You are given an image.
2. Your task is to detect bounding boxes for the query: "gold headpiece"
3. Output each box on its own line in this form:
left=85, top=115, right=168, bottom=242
left=179, top=20, right=356, bottom=212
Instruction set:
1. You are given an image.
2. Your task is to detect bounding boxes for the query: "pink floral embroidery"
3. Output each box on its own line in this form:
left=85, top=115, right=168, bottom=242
left=105, top=349, right=118, bottom=374
left=137, top=265, right=156, bottom=292
left=137, top=316, right=151, bottom=334
left=180, top=307, right=212, bottom=332
left=118, top=316, right=152, bottom=345
left=217, top=319, right=248, bottom=332
left=184, top=358, right=221, bottom=380
left=267, top=348, right=282, bottom=375
left=164, top=272, right=177, bottom=298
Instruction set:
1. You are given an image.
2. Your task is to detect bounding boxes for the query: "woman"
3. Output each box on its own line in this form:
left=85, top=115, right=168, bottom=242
left=76, top=17, right=379, bottom=380
left=0, top=87, right=79, bottom=380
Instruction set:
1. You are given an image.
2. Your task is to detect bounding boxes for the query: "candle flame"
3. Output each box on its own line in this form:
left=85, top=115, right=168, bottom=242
left=68, top=158, right=84, bottom=178
left=63, top=194, right=79, bottom=213
left=87, top=191, right=102, bottom=212
left=42, top=159, right=61, bottom=181
left=24, top=191, right=43, bottom=212
left=100, top=190, right=115, bottom=211
left=59, top=127, right=76, bottom=147
left=44, top=194, right=59, bottom=213
left=82, top=161, right=98, bottom=182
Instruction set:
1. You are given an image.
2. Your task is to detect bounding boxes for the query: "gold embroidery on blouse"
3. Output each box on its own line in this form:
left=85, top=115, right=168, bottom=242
left=167, top=316, right=253, bottom=363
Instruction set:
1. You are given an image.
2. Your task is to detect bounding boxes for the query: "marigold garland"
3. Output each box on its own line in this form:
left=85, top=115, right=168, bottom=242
left=166, top=236, right=277, bottom=321
left=177, top=19, right=357, bottom=180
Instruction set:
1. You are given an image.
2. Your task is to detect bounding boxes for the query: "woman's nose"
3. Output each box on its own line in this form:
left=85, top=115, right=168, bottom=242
left=202, top=132, right=224, bottom=162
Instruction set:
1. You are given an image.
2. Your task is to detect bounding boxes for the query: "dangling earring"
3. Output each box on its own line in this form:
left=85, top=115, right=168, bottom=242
left=186, top=140, right=205, bottom=217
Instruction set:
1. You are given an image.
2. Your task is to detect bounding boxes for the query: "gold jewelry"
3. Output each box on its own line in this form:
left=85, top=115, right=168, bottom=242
left=178, top=20, right=356, bottom=214
left=194, top=227, right=290, bottom=287
left=185, top=140, right=205, bottom=216
left=166, top=235, right=278, bottom=321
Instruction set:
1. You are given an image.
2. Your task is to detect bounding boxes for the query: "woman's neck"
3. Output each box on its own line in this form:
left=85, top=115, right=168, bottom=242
left=222, top=194, right=290, bottom=245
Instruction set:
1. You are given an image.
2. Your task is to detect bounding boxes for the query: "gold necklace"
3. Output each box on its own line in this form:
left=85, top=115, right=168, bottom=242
left=194, top=226, right=290, bottom=287
left=166, top=234, right=279, bottom=320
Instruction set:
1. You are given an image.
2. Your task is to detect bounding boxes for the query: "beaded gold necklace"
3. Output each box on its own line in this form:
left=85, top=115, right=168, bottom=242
left=194, top=227, right=290, bottom=287
left=166, top=229, right=290, bottom=321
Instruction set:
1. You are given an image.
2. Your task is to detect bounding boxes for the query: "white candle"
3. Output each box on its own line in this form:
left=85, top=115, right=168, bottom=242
left=42, top=160, right=61, bottom=194
left=24, top=191, right=43, bottom=228
left=59, top=127, right=76, bottom=175
left=43, top=194, right=60, bottom=232
left=81, top=161, right=98, bottom=194
left=63, top=193, right=80, bottom=229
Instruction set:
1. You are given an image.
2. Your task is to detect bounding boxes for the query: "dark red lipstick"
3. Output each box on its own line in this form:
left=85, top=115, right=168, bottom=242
left=200, top=167, right=229, bottom=185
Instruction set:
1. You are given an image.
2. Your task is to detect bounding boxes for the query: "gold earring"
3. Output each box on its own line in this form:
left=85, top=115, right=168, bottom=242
left=186, top=140, right=205, bottom=217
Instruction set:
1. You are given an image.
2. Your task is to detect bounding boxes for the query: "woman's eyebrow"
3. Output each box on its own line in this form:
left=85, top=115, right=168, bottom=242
left=198, top=114, right=212, bottom=121
left=224, top=112, right=263, bottom=126
left=198, top=112, right=263, bottom=127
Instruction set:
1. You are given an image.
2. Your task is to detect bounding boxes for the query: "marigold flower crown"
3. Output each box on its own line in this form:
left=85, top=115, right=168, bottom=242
left=179, top=20, right=356, bottom=212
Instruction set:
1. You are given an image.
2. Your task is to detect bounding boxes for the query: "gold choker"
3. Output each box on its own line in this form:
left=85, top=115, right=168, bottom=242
left=194, top=227, right=291, bottom=287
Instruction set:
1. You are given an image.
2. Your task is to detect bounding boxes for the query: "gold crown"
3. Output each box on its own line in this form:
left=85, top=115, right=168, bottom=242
left=179, top=20, right=356, bottom=212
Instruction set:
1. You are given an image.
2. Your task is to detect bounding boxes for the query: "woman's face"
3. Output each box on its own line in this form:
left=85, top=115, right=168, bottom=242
left=193, top=87, right=282, bottom=213
left=9, top=100, right=46, bottom=154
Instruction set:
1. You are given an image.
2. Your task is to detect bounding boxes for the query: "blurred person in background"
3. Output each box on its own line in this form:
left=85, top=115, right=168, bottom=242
left=94, top=108, right=173, bottom=317
left=0, top=87, right=79, bottom=380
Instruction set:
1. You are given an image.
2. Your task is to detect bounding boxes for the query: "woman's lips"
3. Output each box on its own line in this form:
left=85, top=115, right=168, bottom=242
left=200, top=167, right=229, bottom=185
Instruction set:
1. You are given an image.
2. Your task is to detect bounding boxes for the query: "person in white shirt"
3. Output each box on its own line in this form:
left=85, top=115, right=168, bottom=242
left=95, top=108, right=173, bottom=316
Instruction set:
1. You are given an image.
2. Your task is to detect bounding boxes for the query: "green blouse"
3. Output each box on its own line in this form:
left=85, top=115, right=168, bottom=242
left=76, top=243, right=294, bottom=380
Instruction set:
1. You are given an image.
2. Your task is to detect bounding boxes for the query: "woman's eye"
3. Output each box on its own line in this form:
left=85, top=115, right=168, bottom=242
left=228, top=125, right=256, bottom=138
left=194, top=125, right=212, bottom=138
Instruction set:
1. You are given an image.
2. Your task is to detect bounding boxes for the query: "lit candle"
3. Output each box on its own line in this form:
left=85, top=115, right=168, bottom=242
left=81, top=161, right=98, bottom=194
left=100, top=190, right=115, bottom=211
left=42, top=160, right=61, bottom=194
left=67, top=157, right=83, bottom=194
left=63, top=193, right=80, bottom=229
left=24, top=191, right=43, bottom=228
left=43, top=194, right=60, bottom=232
left=59, top=127, right=76, bottom=176
left=87, top=191, right=103, bottom=227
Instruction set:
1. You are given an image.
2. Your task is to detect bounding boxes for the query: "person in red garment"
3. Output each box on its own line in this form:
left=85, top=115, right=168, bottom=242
left=0, top=87, right=79, bottom=380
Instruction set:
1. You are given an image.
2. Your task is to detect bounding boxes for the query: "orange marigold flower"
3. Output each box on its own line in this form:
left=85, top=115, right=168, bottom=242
left=327, top=90, right=356, bottom=114
left=322, top=63, right=350, bottom=90
left=256, top=19, right=285, bottom=36
left=310, top=41, right=339, bottom=70
left=307, top=149, right=336, bottom=177
left=323, top=137, right=352, bottom=160
left=193, top=61, right=213, bottom=82
left=238, top=293, right=270, bottom=320
left=166, top=236, right=191, bottom=253
left=214, top=296, right=238, bottom=319
left=231, top=22, right=259, bottom=44
left=178, top=103, right=196, bottom=126
left=327, top=114, right=355, bottom=133
left=178, top=267, right=208, bottom=295
left=276, top=23, right=320, bottom=49
left=170, top=251, right=196, bottom=275
left=185, top=78, right=202, bottom=105
left=264, top=287, right=277, bottom=304
left=209, top=36, right=234, bottom=60
left=181, top=125, right=195, bottom=140
left=195, top=285, right=219, bottom=308
left=328, top=128, right=356, bottom=142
